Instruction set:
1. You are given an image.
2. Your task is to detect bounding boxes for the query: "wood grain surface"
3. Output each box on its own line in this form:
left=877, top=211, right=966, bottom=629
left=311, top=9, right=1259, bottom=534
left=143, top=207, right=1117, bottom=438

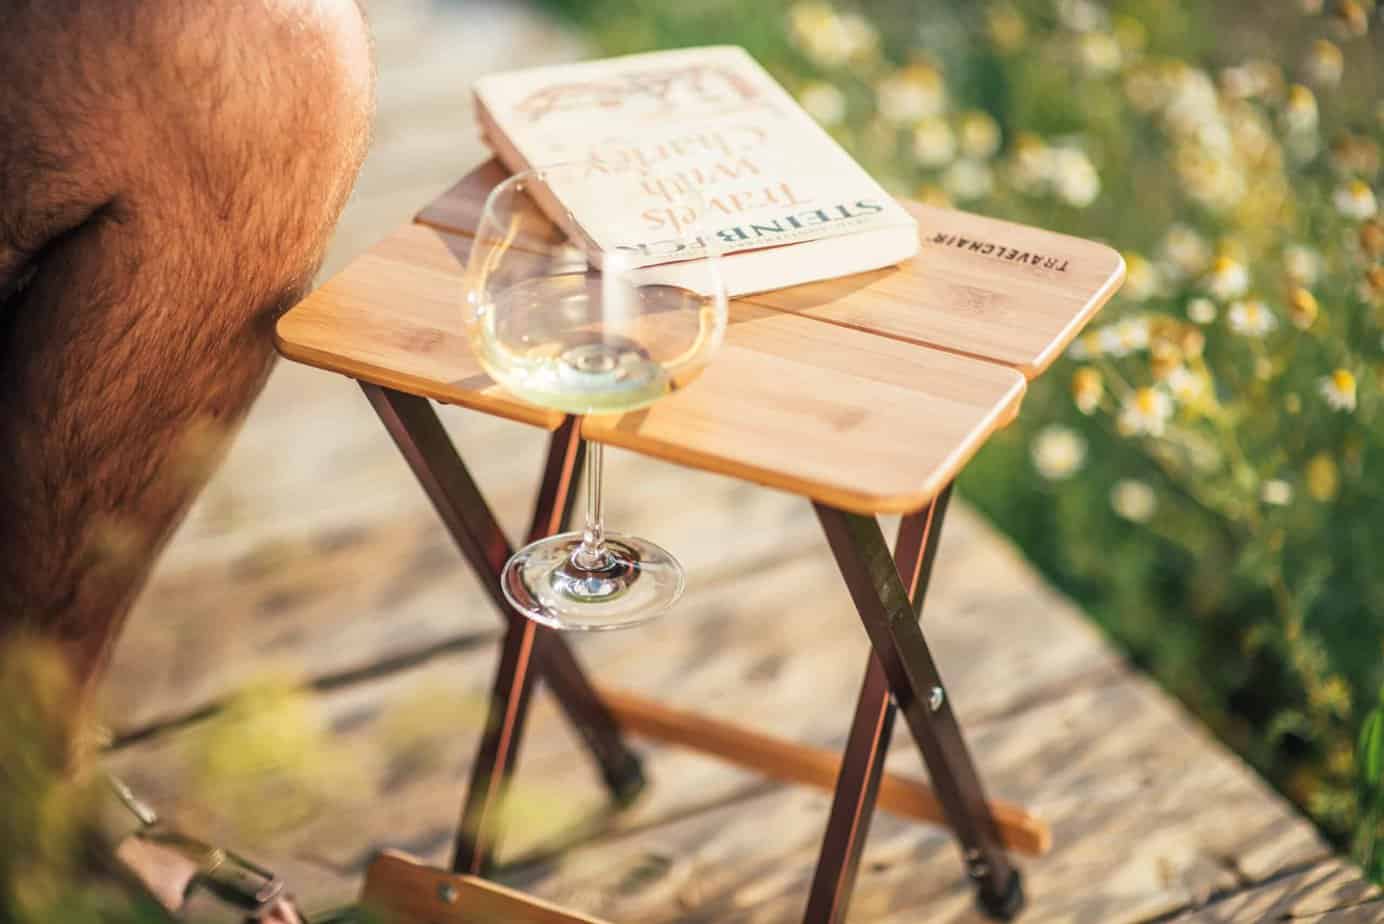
left=747, top=201, right=1125, bottom=378
left=108, top=480, right=1334, bottom=921
left=1162, top=858, right=1382, bottom=922
left=276, top=226, right=565, bottom=430
left=593, top=685, right=1050, bottom=856
left=415, top=159, right=1126, bottom=379
left=277, top=223, right=1026, bottom=514
left=363, top=850, right=611, bottom=924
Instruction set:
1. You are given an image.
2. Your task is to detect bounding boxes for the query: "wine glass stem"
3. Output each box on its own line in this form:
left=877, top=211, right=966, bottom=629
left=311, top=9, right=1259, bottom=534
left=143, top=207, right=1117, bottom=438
left=573, top=441, right=609, bottom=570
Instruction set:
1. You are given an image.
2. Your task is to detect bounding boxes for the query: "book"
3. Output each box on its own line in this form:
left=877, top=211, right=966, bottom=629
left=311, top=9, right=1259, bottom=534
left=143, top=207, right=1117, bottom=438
left=472, top=45, right=919, bottom=296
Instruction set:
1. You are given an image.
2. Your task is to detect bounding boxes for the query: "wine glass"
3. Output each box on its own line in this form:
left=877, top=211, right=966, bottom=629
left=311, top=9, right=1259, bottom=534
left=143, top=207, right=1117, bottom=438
left=462, top=164, right=728, bottom=630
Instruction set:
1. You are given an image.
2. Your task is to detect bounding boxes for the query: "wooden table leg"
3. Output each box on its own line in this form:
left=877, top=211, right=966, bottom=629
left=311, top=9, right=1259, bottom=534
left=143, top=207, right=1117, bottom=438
left=814, top=502, right=1025, bottom=921
left=361, top=384, right=645, bottom=874
left=804, top=486, right=952, bottom=924
left=456, top=417, right=583, bottom=874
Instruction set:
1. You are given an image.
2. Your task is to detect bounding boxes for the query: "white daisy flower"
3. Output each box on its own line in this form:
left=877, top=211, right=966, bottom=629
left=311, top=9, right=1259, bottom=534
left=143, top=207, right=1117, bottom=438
left=1180, top=153, right=1246, bottom=210
left=1205, top=256, right=1249, bottom=300
left=1196, top=120, right=1235, bottom=158
left=1161, top=224, right=1210, bottom=279
left=1120, top=317, right=1151, bottom=351
left=1072, top=367, right=1103, bottom=413
left=1079, top=32, right=1123, bottom=76
left=1334, top=180, right=1378, bottom=221
left=1164, top=69, right=1219, bottom=135
left=799, top=82, right=847, bottom=126
left=1051, top=147, right=1101, bottom=207
left=1281, top=84, right=1318, bottom=134
left=1031, top=426, right=1088, bottom=480
left=1098, top=317, right=1150, bottom=358
left=875, top=65, right=945, bottom=123
left=1118, top=387, right=1173, bottom=437
left=912, top=116, right=957, bottom=167
left=958, top=110, right=1002, bottom=160
left=1057, top=0, right=1108, bottom=31
left=1166, top=366, right=1209, bottom=405
left=1122, top=255, right=1159, bottom=302
left=1284, top=245, right=1322, bottom=285
left=1187, top=297, right=1217, bottom=324
left=1220, top=60, right=1278, bottom=100
left=1008, top=136, right=1050, bottom=192
left=1288, top=288, right=1319, bottom=330
left=1111, top=479, right=1156, bottom=522
left=1228, top=299, right=1277, bottom=337
left=942, top=158, right=993, bottom=201
left=1220, top=65, right=1257, bottom=100
left=1303, top=39, right=1344, bottom=88
left=1261, top=479, right=1294, bottom=506
left=789, top=3, right=878, bottom=68
left=1319, top=369, right=1357, bottom=412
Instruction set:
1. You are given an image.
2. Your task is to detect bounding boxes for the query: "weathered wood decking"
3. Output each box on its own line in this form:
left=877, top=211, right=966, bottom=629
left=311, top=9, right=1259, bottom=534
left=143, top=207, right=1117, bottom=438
left=104, top=2, right=1381, bottom=920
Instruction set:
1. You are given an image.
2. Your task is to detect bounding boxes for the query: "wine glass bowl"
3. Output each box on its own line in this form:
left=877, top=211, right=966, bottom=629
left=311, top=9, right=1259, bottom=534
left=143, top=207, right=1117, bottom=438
left=464, top=165, right=728, bottom=630
left=465, top=167, right=724, bottom=417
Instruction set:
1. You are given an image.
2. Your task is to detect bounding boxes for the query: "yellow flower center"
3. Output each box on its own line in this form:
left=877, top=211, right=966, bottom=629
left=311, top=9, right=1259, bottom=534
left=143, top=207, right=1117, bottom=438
left=1332, top=369, right=1356, bottom=394
left=1289, top=288, right=1319, bottom=326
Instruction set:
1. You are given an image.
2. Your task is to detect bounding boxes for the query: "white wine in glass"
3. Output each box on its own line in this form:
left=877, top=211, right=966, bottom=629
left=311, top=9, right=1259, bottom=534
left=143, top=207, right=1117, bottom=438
left=463, top=164, right=728, bottom=630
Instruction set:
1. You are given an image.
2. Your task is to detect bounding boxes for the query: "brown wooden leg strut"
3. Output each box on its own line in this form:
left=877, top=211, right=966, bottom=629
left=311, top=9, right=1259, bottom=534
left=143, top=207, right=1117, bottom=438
left=814, top=500, right=1024, bottom=921
left=454, top=416, right=584, bottom=875
left=804, top=486, right=953, bottom=924
left=360, top=384, right=645, bottom=874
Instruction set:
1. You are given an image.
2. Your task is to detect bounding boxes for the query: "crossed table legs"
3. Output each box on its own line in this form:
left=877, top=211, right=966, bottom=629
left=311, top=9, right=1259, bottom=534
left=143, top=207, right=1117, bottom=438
left=363, top=383, right=1029, bottom=921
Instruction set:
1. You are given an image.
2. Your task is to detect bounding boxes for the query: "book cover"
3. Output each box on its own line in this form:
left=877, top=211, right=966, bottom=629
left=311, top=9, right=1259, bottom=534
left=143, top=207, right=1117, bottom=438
left=473, top=46, right=919, bottom=295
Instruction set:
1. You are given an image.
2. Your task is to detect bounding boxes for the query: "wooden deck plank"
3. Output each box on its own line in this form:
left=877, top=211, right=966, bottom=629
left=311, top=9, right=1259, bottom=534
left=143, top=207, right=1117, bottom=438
left=1163, top=858, right=1382, bottom=922
left=108, top=497, right=1328, bottom=921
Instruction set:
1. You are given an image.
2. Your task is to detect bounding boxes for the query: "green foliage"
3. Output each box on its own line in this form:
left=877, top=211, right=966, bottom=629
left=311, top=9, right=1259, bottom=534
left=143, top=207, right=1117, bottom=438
left=0, top=640, right=169, bottom=923
left=1358, top=692, right=1384, bottom=876
left=541, top=0, right=1384, bottom=870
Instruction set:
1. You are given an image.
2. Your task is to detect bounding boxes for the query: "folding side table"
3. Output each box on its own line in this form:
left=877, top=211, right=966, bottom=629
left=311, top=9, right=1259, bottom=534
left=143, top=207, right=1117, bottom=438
left=277, top=158, right=1124, bottom=922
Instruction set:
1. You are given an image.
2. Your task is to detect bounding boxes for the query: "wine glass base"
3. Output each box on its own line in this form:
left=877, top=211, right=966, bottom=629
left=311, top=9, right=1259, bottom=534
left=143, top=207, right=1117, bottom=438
left=501, top=531, right=685, bottom=631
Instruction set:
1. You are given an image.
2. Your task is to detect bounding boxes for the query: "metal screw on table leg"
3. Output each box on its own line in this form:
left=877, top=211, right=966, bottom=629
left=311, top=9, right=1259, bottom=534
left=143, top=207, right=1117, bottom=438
left=928, top=686, right=945, bottom=712
left=437, top=883, right=458, bottom=905
left=966, top=847, right=990, bottom=879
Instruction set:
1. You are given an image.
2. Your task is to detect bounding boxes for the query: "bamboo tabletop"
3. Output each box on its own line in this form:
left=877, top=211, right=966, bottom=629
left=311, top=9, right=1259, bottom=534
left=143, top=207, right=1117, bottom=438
left=418, top=160, right=1127, bottom=380
left=277, top=160, right=1124, bottom=514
